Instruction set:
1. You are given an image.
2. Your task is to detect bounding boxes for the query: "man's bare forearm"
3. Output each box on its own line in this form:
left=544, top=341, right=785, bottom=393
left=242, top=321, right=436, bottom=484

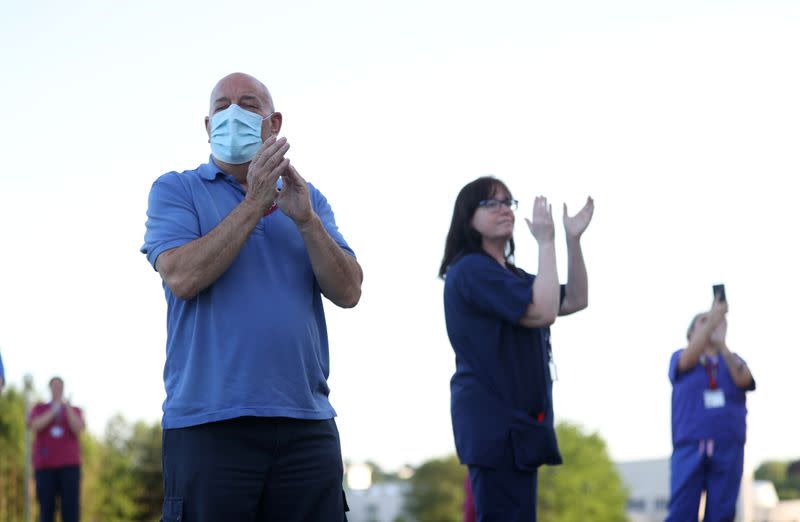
left=156, top=198, right=266, bottom=300
left=296, top=214, right=362, bottom=308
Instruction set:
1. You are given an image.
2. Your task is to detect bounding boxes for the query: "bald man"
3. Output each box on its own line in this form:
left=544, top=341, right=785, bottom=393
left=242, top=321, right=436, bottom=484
left=142, top=72, right=362, bottom=521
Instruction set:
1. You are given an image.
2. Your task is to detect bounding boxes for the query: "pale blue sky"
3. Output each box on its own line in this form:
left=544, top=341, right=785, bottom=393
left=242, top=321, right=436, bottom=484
left=1, top=0, right=798, bottom=471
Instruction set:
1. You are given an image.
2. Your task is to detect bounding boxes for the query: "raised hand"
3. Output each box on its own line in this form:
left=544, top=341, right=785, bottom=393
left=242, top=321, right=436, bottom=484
left=710, top=317, right=728, bottom=347
left=709, top=295, right=729, bottom=322
left=563, top=196, right=594, bottom=240
left=277, top=165, right=313, bottom=226
left=245, top=136, right=291, bottom=212
left=525, top=196, right=555, bottom=243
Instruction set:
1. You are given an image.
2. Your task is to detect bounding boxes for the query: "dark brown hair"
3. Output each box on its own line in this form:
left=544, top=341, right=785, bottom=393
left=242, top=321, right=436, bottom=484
left=438, top=176, right=517, bottom=278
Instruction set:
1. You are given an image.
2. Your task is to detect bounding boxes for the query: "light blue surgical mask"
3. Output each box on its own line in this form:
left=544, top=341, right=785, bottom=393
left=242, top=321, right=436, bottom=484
left=209, top=104, right=270, bottom=164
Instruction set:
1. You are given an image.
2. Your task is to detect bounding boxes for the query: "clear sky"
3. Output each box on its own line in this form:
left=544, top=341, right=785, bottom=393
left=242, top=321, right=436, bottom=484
left=1, top=0, right=798, bottom=472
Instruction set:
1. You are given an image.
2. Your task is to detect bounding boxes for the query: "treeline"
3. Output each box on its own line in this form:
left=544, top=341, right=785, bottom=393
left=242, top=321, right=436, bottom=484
left=0, top=386, right=163, bottom=522
left=2, top=390, right=628, bottom=522
left=9, top=381, right=789, bottom=521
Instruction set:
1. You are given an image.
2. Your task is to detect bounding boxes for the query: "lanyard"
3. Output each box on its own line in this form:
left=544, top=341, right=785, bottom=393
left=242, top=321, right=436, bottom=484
left=700, top=355, right=719, bottom=390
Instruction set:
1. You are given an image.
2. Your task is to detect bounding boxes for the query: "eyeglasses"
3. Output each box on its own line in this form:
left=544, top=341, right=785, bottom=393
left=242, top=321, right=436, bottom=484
left=477, top=198, right=518, bottom=211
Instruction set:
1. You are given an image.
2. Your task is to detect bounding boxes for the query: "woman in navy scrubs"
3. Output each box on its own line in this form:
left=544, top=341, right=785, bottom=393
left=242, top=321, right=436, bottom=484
left=667, top=297, right=755, bottom=521
left=439, top=177, right=593, bottom=521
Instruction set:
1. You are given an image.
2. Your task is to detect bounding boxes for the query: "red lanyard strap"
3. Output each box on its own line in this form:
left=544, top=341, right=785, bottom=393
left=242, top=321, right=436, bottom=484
left=701, top=356, right=719, bottom=390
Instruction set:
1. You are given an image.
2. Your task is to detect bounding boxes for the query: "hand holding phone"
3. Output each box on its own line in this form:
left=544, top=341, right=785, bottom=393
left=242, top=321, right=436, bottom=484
left=713, top=284, right=726, bottom=303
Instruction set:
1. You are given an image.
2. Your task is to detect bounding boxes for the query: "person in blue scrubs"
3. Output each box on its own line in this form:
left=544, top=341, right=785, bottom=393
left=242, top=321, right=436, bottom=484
left=439, top=177, right=594, bottom=521
left=141, top=72, right=363, bottom=521
left=667, top=297, right=755, bottom=522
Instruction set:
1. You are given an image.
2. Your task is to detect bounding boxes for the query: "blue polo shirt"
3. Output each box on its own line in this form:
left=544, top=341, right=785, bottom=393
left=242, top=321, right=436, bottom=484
left=141, top=157, right=355, bottom=429
left=669, top=349, right=755, bottom=445
left=444, top=253, right=564, bottom=470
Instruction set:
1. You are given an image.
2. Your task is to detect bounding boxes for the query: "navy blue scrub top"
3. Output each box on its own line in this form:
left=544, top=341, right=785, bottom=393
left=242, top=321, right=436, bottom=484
left=444, top=253, right=564, bottom=470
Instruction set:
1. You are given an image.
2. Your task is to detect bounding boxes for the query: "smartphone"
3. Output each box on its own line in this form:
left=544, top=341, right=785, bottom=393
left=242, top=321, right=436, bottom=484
left=712, top=284, right=726, bottom=303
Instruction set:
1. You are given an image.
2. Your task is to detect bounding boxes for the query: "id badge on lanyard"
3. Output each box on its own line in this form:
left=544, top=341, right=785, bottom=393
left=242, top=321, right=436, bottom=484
left=49, top=406, right=66, bottom=438
left=701, top=355, right=725, bottom=409
left=543, top=331, right=558, bottom=382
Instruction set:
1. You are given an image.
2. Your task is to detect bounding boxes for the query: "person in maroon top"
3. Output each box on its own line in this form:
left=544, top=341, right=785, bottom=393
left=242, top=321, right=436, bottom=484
left=26, top=376, right=85, bottom=522
left=463, top=472, right=477, bottom=522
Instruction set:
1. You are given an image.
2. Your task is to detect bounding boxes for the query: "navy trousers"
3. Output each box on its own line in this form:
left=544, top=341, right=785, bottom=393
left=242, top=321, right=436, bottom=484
left=161, top=416, right=348, bottom=522
left=468, top=465, right=538, bottom=522
left=35, top=465, right=80, bottom=522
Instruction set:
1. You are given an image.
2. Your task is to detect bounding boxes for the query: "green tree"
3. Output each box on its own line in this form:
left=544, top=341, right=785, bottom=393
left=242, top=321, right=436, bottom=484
left=755, top=460, right=800, bottom=500
left=81, top=414, right=163, bottom=522
left=404, top=423, right=627, bottom=522
left=82, top=415, right=142, bottom=522
left=0, top=383, right=165, bottom=522
left=127, top=419, right=164, bottom=519
left=538, top=422, right=628, bottom=522
left=0, top=386, right=27, bottom=521
left=404, top=454, right=465, bottom=522
left=755, top=461, right=786, bottom=484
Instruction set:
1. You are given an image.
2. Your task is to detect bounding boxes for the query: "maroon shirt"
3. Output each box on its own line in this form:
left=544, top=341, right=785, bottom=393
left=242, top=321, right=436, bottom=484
left=27, top=403, right=83, bottom=470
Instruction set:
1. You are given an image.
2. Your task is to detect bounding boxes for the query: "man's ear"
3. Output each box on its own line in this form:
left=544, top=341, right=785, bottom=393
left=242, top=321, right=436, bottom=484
left=269, top=112, right=283, bottom=136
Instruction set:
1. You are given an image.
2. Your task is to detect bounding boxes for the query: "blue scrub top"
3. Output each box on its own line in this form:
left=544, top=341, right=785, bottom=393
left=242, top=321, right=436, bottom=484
left=669, top=349, right=755, bottom=445
left=444, top=253, right=564, bottom=470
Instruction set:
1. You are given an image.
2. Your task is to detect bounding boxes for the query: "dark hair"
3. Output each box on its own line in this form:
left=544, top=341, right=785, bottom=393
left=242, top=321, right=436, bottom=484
left=49, top=376, right=64, bottom=386
left=438, top=176, right=516, bottom=278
